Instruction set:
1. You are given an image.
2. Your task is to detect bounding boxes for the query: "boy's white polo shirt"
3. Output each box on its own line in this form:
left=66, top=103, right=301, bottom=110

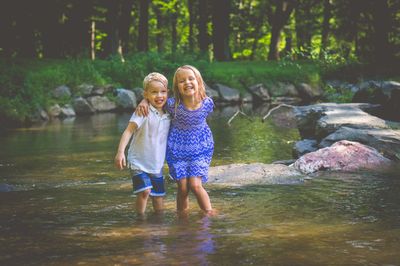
left=127, top=104, right=170, bottom=174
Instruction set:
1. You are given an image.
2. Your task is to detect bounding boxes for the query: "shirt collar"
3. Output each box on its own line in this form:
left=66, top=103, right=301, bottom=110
left=149, top=104, right=169, bottom=118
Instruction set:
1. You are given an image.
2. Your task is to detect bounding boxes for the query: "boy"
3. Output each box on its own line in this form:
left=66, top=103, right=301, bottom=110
left=114, top=72, right=170, bottom=215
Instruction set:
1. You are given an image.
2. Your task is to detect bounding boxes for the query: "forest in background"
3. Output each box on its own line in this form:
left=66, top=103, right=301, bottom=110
left=0, top=0, right=399, bottom=126
left=1, top=0, right=399, bottom=63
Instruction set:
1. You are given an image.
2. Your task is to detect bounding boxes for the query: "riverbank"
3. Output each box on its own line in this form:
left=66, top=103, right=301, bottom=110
left=1, top=56, right=399, bottom=126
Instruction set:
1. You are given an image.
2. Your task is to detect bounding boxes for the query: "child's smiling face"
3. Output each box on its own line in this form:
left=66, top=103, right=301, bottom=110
left=144, top=81, right=168, bottom=112
left=176, top=69, right=199, bottom=99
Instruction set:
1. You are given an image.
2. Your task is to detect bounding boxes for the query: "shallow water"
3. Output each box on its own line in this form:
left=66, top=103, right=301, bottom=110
left=1, top=108, right=400, bottom=265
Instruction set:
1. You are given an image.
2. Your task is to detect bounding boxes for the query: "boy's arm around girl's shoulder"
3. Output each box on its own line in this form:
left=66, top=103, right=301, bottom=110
left=114, top=121, right=138, bottom=170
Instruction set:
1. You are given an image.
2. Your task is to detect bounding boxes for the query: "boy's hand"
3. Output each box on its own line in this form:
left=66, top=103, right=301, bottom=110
left=135, top=99, right=149, bottom=116
left=114, top=152, right=126, bottom=170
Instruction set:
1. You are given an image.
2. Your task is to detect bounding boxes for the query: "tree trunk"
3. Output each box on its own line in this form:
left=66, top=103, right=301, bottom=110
left=154, top=3, right=164, bottom=53
left=198, top=0, right=209, bottom=53
left=212, top=0, right=231, bottom=61
left=104, top=1, right=120, bottom=56
left=171, top=8, right=178, bottom=53
left=41, top=0, right=65, bottom=58
left=64, top=0, right=92, bottom=57
left=119, top=0, right=134, bottom=55
left=320, top=0, right=332, bottom=58
left=188, top=0, right=195, bottom=51
left=371, top=0, right=391, bottom=64
left=137, top=0, right=149, bottom=52
left=267, top=0, right=297, bottom=60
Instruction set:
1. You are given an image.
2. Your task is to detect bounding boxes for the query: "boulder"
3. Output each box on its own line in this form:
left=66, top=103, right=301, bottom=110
left=294, top=103, right=382, bottom=139
left=208, top=163, right=304, bottom=186
left=132, top=87, right=144, bottom=104
left=47, top=104, right=61, bottom=117
left=53, top=85, right=71, bottom=99
left=72, top=97, right=95, bottom=114
left=87, top=96, right=117, bottom=112
left=115, top=88, right=137, bottom=109
left=296, top=83, right=322, bottom=102
left=293, top=139, right=318, bottom=158
left=76, top=83, right=94, bottom=97
left=293, top=140, right=392, bottom=174
left=205, top=84, right=220, bottom=101
left=241, top=92, right=253, bottom=102
left=213, top=83, right=240, bottom=102
left=316, top=107, right=389, bottom=138
left=60, top=104, right=76, bottom=117
left=268, top=82, right=298, bottom=97
left=247, top=84, right=271, bottom=102
left=319, top=126, right=400, bottom=160
left=92, top=84, right=114, bottom=96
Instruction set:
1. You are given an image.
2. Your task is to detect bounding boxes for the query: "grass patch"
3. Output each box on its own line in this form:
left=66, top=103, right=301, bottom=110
left=1, top=53, right=398, bottom=125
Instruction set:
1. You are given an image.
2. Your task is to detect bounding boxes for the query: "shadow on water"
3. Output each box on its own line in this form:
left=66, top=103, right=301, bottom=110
left=1, top=105, right=400, bottom=265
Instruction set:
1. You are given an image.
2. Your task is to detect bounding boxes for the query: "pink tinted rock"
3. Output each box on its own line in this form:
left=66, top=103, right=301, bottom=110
left=293, top=140, right=392, bottom=174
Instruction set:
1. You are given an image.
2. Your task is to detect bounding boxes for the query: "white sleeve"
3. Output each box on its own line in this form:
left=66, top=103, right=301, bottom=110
left=129, top=113, right=145, bottom=128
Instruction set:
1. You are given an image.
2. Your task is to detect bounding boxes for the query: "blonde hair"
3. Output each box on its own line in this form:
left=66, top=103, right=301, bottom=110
left=143, top=72, right=168, bottom=91
left=172, top=65, right=207, bottom=109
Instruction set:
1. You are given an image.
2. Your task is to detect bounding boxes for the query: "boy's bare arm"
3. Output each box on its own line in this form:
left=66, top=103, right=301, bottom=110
left=114, top=122, right=138, bottom=170
left=135, top=99, right=149, bottom=116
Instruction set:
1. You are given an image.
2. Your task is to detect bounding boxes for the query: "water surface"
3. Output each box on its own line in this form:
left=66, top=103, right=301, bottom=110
left=1, top=108, right=399, bottom=265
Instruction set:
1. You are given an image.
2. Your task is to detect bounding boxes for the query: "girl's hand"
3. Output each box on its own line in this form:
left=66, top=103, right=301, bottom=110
left=135, top=99, right=149, bottom=116
left=114, top=152, right=126, bottom=170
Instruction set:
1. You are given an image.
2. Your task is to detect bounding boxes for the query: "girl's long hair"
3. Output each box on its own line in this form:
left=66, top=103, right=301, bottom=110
left=172, top=65, right=207, bottom=113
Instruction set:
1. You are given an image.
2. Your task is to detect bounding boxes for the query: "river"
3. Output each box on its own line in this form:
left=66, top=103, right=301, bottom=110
left=1, top=106, right=399, bottom=265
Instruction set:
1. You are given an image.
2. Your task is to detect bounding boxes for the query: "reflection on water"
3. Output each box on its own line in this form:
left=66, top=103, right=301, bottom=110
left=1, top=106, right=400, bottom=265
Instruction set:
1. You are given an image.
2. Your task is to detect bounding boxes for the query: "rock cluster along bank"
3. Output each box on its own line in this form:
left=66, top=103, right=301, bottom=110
left=292, top=103, right=400, bottom=174
left=30, top=81, right=322, bottom=122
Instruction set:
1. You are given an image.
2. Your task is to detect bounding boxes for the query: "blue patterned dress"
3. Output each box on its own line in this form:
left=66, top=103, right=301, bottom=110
left=166, top=97, right=214, bottom=182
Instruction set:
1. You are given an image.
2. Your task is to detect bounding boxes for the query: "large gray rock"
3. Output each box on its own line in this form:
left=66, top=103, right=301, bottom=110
left=47, top=104, right=61, bottom=117
left=60, top=104, right=76, bottom=117
left=296, top=83, right=322, bottom=102
left=208, top=163, right=304, bottom=186
left=293, top=140, right=392, bottom=174
left=72, top=97, right=95, bottom=114
left=205, top=84, right=220, bottom=101
left=294, top=103, right=382, bottom=139
left=268, top=82, right=298, bottom=97
left=53, top=85, right=71, bottom=99
left=116, top=88, right=137, bottom=109
left=92, top=84, right=114, bottom=96
left=293, top=139, right=318, bottom=158
left=247, top=84, right=271, bottom=102
left=213, top=83, right=240, bottom=102
left=132, top=87, right=144, bottom=104
left=87, top=96, right=117, bottom=112
left=76, top=83, right=94, bottom=97
left=316, top=107, right=389, bottom=138
left=320, top=127, right=400, bottom=160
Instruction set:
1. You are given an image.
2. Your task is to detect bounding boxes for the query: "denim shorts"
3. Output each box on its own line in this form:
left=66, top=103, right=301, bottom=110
left=131, top=171, right=165, bottom=197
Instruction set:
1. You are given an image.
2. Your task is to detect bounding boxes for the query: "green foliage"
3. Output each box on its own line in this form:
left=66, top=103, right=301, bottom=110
left=322, top=84, right=354, bottom=103
left=207, top=60, right=321, bottom=91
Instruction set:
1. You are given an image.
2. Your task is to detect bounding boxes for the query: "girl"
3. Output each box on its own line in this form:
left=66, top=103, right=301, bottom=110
left=137, top=65, right=214, bottom=214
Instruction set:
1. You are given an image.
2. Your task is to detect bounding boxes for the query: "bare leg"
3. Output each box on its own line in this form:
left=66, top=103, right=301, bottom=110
left=177, top=178, right=189, bottom=212
left=188, top=177, right=212, bottom=212
left=136, top=189, right=150, bottom=214
left=151, top=196, right=164, bottom=213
